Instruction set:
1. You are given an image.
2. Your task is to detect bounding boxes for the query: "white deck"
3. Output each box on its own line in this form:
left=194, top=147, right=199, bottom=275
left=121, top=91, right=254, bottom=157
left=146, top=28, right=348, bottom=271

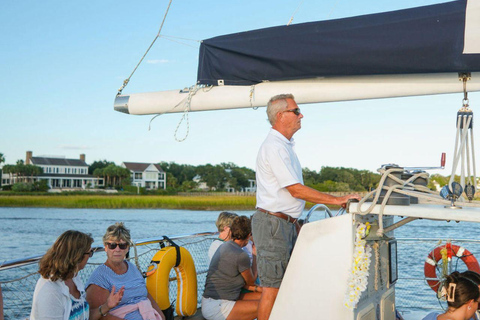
left=348, top=202, right=480, bottom=223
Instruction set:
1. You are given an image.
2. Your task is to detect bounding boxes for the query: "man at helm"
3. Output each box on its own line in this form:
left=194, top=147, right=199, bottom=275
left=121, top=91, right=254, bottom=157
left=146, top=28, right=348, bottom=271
left=252, top=94, right=361, bottom=320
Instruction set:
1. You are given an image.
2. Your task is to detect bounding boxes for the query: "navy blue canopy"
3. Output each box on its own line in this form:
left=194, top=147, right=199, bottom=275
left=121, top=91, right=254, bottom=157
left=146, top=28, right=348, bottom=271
left=197, top=0, right=480, bottom=86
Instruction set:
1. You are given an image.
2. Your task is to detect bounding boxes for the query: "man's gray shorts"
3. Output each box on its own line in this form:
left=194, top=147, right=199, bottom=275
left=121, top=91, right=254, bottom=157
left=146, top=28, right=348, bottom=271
left=252, top=210, right=297, bottom=288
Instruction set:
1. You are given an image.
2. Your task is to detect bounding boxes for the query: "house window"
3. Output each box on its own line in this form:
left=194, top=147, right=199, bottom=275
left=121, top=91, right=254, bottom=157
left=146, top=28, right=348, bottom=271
left=135, top=173, right=143, bottom=179
left=145, top=172, right=156, bottom=180
left=159, top=173, right=165, bottom=180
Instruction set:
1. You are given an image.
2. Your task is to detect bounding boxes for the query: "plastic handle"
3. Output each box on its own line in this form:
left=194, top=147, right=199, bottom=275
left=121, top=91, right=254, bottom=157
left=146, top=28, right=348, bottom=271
left=441, top=152, right=446, bottom=168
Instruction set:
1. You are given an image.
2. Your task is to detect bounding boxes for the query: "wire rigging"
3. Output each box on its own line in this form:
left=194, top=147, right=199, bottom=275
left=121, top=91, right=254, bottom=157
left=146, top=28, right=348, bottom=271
left=159, top=35, right=201, bottom=49
left=447, top=74, right=476, bottom=202
left=287, top=0, right=305, bottom=26
left=117, top=0, right=173, bottom=96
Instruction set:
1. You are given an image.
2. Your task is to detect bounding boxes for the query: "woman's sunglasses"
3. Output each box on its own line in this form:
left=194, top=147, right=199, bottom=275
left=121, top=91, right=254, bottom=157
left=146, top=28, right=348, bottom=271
left=84, top=249, right=94, bottom=257
left=105, top=242, right=129, bottom=250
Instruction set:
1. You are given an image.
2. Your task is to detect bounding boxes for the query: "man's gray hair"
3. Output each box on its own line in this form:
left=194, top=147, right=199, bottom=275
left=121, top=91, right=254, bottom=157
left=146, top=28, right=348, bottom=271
left=267, top=94, right=295, bottom=125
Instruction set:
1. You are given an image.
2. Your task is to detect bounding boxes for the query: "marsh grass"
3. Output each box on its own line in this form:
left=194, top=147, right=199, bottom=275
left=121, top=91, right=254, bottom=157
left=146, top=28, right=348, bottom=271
left=0, top=194, right=258, bottom=210
left=0, top=194, right=341, bottom=210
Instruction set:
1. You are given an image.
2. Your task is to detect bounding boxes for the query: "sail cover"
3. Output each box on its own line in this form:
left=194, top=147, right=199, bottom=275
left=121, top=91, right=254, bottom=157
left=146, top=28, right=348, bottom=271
left=197, top=0, right=480, bottom=86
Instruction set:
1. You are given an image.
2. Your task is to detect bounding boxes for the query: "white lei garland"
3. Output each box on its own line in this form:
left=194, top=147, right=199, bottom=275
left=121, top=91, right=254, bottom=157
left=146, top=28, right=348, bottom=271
left=344, top=222, right=372, bottom=309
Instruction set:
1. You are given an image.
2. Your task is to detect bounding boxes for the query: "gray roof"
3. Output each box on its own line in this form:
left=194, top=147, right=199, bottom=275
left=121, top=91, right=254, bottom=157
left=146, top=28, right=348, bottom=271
left=39, top=173, right=96, bottom=178
left=123, top=162, right=165, bottom=173
left=153, top=164, right=165, bottom=172
left=31, top=157, right=88, bottom=167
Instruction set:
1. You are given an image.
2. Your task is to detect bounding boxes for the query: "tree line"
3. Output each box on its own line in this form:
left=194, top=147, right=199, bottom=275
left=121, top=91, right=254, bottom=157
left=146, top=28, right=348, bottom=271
left=0, top=151, right=458, bottom=193
left=159, top=162, right=381, bottom=192
left=2, top=160, right=43, bottom=183
left=159, top=162, right=256, bottom=192
left=1, top=158, right=49, bottom=192
left=89, top=160, right=130, bottom=187
left=303, top=167, right=381, bottom=192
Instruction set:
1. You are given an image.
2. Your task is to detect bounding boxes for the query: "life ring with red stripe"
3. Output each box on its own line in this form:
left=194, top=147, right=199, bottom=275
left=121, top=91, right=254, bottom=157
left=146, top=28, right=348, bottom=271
left=424, top=243, right=480, bottom=292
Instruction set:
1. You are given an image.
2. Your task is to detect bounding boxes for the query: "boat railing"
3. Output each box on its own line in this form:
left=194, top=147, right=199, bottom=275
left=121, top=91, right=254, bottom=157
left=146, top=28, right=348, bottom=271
left=0, top=232, right=216, bottom=272
left=0, top=231, right=217, bottom=320
left=3, top=233, right=480, bottom=320
left=304, top=204, right=334, bottom=223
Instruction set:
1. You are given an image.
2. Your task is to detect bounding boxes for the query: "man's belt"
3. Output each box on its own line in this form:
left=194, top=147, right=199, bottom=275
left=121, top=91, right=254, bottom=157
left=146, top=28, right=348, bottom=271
left=256, top=208, right=298, bottom=224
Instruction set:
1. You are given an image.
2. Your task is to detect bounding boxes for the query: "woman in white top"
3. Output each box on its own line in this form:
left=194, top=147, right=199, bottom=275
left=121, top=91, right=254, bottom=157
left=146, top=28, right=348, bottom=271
left=30, top=230, right=124, bottom=320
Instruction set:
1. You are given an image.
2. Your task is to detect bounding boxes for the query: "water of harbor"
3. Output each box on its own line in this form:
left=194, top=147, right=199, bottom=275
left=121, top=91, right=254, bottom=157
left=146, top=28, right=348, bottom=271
left=0, top=207, right=226, bottom=263
left=1, top=207, right=480, bottom=318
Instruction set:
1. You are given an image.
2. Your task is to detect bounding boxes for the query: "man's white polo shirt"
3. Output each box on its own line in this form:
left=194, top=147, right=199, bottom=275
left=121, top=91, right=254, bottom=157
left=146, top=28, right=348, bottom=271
left=256, top=128, right=305, bottom=219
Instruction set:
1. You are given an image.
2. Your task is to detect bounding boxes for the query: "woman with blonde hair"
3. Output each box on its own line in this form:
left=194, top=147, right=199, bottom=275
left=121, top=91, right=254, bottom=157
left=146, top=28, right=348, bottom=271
left=86, top=223, right=165, bottom=320
left=208, top=212, right=238, bottom=263
left=422, top=271, right=479, bottom=320
left=31, top=230, right=124, bottom=320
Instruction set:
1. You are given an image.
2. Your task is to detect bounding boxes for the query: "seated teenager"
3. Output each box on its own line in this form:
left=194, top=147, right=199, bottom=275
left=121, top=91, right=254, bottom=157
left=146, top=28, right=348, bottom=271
left=202, top=216, right=262, bottom=320
left=208, top=212, right=238, bottom=264
left=86, top=223, right=165, bottom=320
left=422, top=271, right=479, bottom=320
left=208, top=212, right=257, bottom=278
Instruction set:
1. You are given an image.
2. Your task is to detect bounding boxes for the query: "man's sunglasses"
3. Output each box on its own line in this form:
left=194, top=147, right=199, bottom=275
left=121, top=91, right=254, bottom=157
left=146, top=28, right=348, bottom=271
left=84, top=249, right=94, bottom=257
left=283, top=108, right=301, bottom=116
left=105, top=242, right=129, bottom=250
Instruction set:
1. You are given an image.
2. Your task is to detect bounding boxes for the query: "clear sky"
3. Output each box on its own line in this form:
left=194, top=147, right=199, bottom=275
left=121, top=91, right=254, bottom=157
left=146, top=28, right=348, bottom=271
left=1, top=0, right=477, bottom=176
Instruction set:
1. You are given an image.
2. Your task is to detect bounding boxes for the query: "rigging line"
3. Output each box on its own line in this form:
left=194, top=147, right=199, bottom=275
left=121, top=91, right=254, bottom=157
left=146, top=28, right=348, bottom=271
left=117, top=0, right=173, bottom=96
left=287, top=0, right=305, bottom=26
left=326, top=0, right=342, bottom=19
left=175, top=85, right=200, bottom=142
left=471, top=126, right=477, bottom=188
left=148, top=97, right=187, bottom=131
left=160, top=35, right=201, bottom=43
left=159, top=36, right=199, bottom=49
left=148, top=84, right=203, bottom=133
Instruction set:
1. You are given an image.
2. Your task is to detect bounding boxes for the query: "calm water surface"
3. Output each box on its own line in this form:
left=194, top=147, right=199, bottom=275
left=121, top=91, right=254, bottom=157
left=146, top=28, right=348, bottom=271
left=1, top=207, right=479, bottom=265
left=0, top=207, right=234, bottom=263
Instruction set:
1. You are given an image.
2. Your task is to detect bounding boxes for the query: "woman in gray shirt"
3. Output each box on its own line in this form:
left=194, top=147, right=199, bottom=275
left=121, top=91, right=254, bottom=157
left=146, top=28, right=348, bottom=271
left=202, top=216, right=262, bottom=320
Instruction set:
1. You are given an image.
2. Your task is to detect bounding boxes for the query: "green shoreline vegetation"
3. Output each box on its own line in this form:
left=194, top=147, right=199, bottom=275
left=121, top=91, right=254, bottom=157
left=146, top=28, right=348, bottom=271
left=0, top=194, right=345, bottom=210
left=0, top=194, right=258, bottom=210
left=2, top=157, right=453, bottom=210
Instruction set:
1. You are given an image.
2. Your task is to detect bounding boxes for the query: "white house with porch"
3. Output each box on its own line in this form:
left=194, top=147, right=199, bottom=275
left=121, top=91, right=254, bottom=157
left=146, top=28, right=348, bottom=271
left=122, top=162, right=166, bottom=190
left=1, top=151, right=103, bottom=189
